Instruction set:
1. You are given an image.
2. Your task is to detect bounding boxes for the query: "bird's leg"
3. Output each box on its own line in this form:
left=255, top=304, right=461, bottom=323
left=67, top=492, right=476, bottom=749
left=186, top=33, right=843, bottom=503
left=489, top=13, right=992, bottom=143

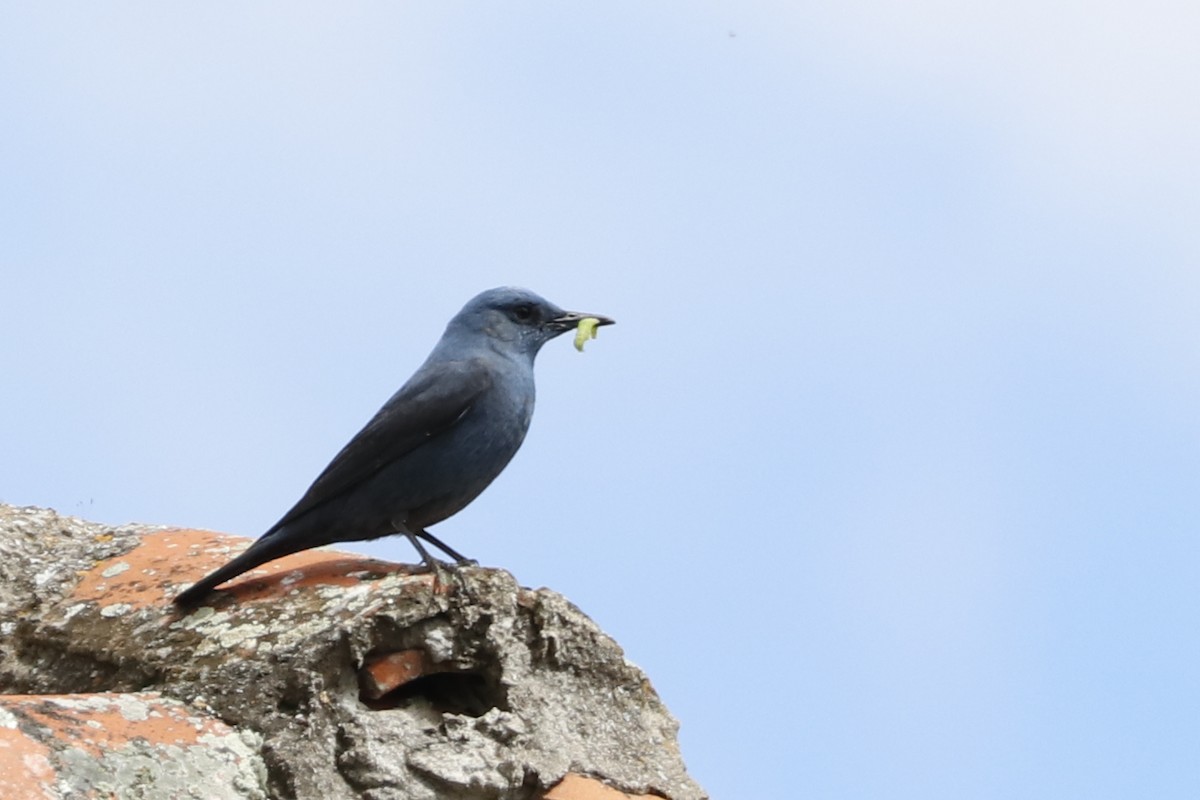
left=394, top=521, right=441, bottom=568
left=414, top=527, right=476, bottom=596
left=415, top=529, right=477, bottom=566
left=393, top=519, right=460, bottom=592
left=403, top=531, right=441, bottom=571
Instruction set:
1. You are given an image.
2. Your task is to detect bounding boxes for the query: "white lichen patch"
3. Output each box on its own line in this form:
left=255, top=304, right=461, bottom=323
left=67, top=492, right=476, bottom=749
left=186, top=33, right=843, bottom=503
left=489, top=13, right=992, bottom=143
left=425, top=625, right=457, bottom=663
left=317, top=581, right=374, bottom=614
left=185, top=606, right=300, bottom=657
left=217, top=623, right=267, bottom=651
left=234, top=639, right=259, bottom=657
left=101, top=561, right=131, bottom=578
left=100, top=602, right=133, bottom=618
left=237, top=728, right=263, bottom=752
left=0, top=707, right=18, bottom=729
left=34, top=566, right=59, bottom=587
left=62, top=603, right=88, bottom=621
left=45, top=695, right=115, bottom=713
left=115, top=695, right=151, bottom=722
left=264, top=614, right=332, bottom=652
left=280, top=571, right=306, bottom=587
left=170, top=605, right=216, bottom=630
left=52, top=730, right=268, bottom=800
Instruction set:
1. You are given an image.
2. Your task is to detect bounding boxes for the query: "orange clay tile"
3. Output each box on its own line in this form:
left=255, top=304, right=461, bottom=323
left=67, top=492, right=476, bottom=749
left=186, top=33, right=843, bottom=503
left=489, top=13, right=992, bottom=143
left=0, top=693, right=222, bottom=758
left=0, top=693, right=258, bottom=798
left=361, top=650, right=433, bottom=699
left=0, top=718, right=56, bottom=800
left=70, top=529, right=429, bottom=608
left=543, top=773, right=663, bottom=800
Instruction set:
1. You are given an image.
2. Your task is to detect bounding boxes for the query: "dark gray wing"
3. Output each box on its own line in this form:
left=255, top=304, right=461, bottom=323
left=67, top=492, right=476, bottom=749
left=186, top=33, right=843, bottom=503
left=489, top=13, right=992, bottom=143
left=270, top=358, right=492, bottom=530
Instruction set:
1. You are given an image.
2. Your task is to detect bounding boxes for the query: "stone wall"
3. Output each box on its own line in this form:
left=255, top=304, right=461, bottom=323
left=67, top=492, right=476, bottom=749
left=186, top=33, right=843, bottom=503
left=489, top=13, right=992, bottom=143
left=0, top=505, right=705, bottom=800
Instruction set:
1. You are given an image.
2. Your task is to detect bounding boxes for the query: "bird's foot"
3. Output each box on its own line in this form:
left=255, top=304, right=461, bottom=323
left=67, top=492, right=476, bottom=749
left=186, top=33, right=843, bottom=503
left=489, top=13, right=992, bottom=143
left=418, top=557, right=472, bottom=594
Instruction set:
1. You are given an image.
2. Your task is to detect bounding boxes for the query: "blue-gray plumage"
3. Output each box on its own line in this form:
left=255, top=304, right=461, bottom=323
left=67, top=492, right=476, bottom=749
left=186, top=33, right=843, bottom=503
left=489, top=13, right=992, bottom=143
left=173, top=287, right=613, bottom=607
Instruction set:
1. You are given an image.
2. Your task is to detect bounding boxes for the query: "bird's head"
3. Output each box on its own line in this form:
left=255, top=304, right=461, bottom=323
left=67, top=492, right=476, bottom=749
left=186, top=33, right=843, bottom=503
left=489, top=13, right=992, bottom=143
left=449, top=287, right=615, bottom=358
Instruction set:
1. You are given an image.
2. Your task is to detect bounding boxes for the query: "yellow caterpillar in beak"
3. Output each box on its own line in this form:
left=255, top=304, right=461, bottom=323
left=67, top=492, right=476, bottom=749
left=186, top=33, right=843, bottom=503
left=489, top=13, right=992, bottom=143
left=574, top=317, right=602, bottom=352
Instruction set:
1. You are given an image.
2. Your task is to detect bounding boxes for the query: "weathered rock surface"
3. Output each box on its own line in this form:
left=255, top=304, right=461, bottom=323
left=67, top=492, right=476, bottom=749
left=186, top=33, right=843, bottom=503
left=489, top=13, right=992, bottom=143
left=0, top=505, right=705, bottom=800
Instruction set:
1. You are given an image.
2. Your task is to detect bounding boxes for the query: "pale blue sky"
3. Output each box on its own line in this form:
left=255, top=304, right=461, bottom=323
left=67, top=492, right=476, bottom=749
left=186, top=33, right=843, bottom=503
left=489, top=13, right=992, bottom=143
left=2, top=4, right=1198, bottom=798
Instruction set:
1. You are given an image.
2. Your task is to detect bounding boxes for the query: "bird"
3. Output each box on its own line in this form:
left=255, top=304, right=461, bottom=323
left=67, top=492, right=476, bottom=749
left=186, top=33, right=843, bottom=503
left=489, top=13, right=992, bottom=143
left=173, top=287, right=614, bottom=607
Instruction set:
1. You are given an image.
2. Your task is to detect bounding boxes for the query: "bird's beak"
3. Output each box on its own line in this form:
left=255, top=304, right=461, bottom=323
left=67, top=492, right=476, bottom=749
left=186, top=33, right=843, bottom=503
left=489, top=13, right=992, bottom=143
left=546, top=310, right=616, bottom=334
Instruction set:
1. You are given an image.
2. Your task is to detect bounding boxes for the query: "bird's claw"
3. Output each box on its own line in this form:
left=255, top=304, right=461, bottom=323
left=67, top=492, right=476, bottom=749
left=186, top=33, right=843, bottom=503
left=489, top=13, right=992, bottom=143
left=419, top=558, right=473, bottom=595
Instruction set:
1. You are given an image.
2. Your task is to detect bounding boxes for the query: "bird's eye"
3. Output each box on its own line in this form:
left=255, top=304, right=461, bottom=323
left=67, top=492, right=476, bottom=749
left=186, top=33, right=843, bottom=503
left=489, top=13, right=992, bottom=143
left=512, top=304, right=534, bottom=322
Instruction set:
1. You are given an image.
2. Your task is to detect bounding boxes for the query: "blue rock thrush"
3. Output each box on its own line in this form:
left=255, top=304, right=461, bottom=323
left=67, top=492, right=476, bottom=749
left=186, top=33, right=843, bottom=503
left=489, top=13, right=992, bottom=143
left=173, top=287, right=613, bottom=607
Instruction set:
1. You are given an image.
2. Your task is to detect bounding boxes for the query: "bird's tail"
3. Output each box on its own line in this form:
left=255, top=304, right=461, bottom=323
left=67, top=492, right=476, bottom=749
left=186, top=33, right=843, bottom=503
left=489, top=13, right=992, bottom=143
left=172, top=528, right=310, bottom=608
